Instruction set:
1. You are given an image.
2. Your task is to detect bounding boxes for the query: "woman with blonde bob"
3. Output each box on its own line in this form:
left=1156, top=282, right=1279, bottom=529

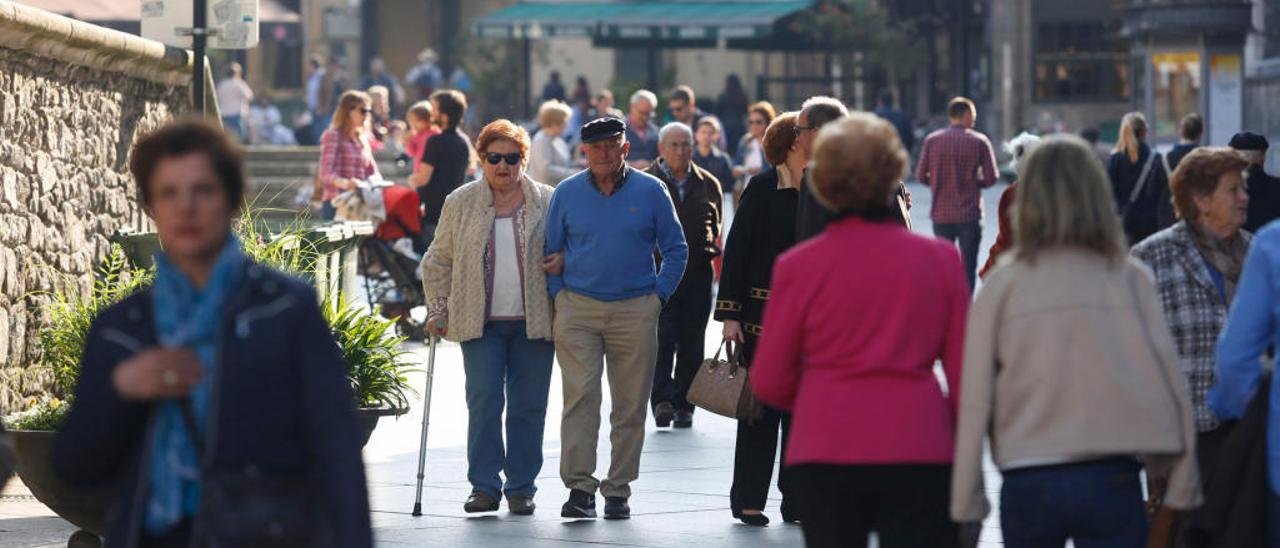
left=529, top=100, right=581, bottom=186
left=421, top=119, right=558, bottom=516
left=954, top=136, right=1201, bottom=547
left=749, top=113, right=969, bottom=546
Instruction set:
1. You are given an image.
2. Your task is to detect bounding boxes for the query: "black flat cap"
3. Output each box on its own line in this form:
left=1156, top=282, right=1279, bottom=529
left=1229, top=131, right=1269, bottom=151
left=581, top=116, right=626, bottom=144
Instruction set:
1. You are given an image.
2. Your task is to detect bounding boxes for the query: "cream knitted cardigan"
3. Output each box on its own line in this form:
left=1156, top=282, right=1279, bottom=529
left=420, top=175, right=555, bottom=343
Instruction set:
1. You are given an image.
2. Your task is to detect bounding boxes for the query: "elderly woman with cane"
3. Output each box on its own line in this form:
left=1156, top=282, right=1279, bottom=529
left=420, top=119, right=561, bottom=515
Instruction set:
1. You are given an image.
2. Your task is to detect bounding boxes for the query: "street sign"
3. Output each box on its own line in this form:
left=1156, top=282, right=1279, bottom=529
left=141, top=0, right=260, bottom=50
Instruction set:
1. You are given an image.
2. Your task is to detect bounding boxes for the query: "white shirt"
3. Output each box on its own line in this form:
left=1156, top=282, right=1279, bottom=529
left=489, top=216, right=524, bottom=318
left=216, top=78, right=253, bottom=118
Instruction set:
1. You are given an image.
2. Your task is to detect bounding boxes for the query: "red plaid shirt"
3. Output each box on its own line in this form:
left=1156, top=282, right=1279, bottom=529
left=915, top=125, right=999, bottom=223
left=318, top=129, right=378, bottom=201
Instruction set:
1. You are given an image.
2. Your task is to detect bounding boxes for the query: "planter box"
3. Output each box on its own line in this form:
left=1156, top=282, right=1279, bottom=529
left=9, top=430, right=112, bottom=535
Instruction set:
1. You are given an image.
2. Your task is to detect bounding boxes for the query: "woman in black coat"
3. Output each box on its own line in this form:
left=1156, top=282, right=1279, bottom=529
left=53, top=120, right=372, bottom=548
left=1107, top=111, right=1173, bottom=245
left=715, top=112, right=805, bottom=526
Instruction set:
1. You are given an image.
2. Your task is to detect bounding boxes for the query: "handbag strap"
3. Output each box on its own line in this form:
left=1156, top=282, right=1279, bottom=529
left=1128, top=153, right=1158, bottom=205
left=709, top=338, right=737, bottom=370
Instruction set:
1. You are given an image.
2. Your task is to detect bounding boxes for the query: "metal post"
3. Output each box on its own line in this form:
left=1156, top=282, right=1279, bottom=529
left=193, top=0, right=208, bottom=115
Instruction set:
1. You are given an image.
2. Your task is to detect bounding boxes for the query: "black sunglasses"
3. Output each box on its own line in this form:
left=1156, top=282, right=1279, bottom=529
left=358, top=107, right=373, bottom=115
left=484, top=152, right=523, bottom=165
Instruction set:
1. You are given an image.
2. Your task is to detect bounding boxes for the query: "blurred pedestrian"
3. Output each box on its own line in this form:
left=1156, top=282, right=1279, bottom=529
left=625, top=89, right=661, bottom=169
left=749, top=113, right=968, bottom=546
left=541, top=71, right=567, bottom=103
left=1229, top=131, right=1280, bottom=233
left=645, top=122, right=723, bottom=430
left=978, top=132, right=1041, bottom=278
left=410, top=90, right=473, bottom=245
left=421, top=119, right=558, bottom=516
left=545, top=117, right=688, bottom=520
left=359, top=57, right=404, bottom=116
left=1132, top=147, right=1252, bottom=487
left=669, top=85, right=726, bottom=150
left=530, top=100, right=580, bottom=186
left=1211, top=221, right=1280, bottom=548
left=873, top=91, right=915, bottom=154
left=732, top=101, right=776, bottom=203
left=366, top=85, right=394, bottom=147
left=247, top=94, right=296, bottom=146
left=692, top=118, right=735, bottom=200
left=1168, top=113, right=1204, bottom=172
left=572, top=76, right=591, bottom=107
left=590, top=89, right=624, bottom=121
left=403, top=100, right=439, bottom=176
left=716, top=112, right=803, bottom=526
left=915, top=97, right=1000, bottom=292
left=1079, top=127, right=1110, bottom=167
left=215, top=62, right=253, bottom=142
left=955, top=135, right=1201, bottom=547
left=1108, top=112, right=1172, bottom=245
left=54, top=119, right=372, bottom=548
left=317, top=90, right=380, bottom=220
left=717, top=74, right=749, bottom=152
left=406, top=49, right=443, bottom=101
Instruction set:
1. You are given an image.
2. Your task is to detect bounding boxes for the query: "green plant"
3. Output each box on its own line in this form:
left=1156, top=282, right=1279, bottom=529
left=323, top=293, right=416, bottom=411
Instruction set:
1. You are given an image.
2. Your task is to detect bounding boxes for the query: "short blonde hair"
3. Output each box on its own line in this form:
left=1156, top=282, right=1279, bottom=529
left=407, top=100, right=433, bottom=122
left=808, top=113, right=907, bottom=214
left=537, top=100, right=573, bottom=129
left=1013, top=135, right=1126, bottom=262
left=1170, top=147, right=1251, bottom=220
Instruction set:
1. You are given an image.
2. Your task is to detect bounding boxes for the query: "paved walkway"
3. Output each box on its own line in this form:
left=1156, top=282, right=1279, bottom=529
left=1, top=182, right=1010, bottom=547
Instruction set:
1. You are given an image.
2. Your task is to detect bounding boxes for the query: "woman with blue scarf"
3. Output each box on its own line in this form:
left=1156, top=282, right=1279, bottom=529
left=54, top=119, right=372, bottom=548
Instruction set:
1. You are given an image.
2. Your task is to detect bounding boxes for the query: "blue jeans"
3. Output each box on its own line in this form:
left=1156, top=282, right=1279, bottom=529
left=459, top=320, right=555, bottom=498
left=1000, top=458, right=1147, bottom=548
left=221, top=115, right=244, bottom=141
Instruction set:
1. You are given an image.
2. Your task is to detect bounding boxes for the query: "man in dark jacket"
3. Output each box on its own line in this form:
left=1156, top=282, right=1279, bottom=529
left=874, top=91, right=915, bottom=154
left=645, top=121, right=723, bottom=429
left=1229, top=131, right=1280, bottom=233
left=1167, top=113, right=1203, bottom=172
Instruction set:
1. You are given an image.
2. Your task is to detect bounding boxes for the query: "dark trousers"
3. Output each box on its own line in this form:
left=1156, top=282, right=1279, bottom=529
left=731, top=404, right=794, bottom=512
left=1268, top=490, right=1280, bottom=548
left=934, top=219, right=982, bottom=292
left=1001, top=459, right=1147, bottom=548
left=651, top=264, right=713, bottom=412
left=790, top=463, right=957, bottom=548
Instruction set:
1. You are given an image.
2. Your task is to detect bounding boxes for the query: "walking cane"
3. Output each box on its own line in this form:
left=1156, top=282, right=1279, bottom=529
left=411, top=320, right=442, bottom=516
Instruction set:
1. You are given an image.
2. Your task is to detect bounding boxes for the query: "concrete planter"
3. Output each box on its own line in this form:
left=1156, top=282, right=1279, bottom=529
left=355, top=406, right=407, bottom=447
left=9, top=430, right=111, bottom=544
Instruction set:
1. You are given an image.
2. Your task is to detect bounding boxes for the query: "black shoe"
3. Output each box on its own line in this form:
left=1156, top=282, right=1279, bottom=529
left=654, top=401, right=675, bottom=427
left=463, top=490, right=500, bottom=513
left=732, top=509, right=770, bottom=526
left=603, top=496, right=630, bottom=520
left=673, top=410, right=693, bottom=428
left=561, top=489, right=597, bottom=519
left=507, top=495, right=536, bottom=516
left=780, top=502, right=800, bottom=524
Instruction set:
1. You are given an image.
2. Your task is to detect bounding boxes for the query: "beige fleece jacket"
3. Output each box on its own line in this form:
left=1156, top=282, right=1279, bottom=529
left=951, top=248, right=1202, bottom=522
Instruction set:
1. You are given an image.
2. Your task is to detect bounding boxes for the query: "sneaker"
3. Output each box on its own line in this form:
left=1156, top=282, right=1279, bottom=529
left=507, top=495, right=536, bottom=516
left=653, top=401, right=675, bottom=428
left=463, top=490, right=500, bottom=513
left=561, top=489, right=597, bottom=519
left=603, top=496, right=630, bottom=520
left=673, top=410, right=693, bottom=429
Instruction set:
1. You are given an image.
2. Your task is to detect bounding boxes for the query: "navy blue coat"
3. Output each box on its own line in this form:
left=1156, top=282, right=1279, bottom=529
left=53, top=263, right=372, bottom=548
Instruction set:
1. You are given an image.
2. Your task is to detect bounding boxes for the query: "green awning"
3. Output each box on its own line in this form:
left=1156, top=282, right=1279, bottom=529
left=473, top=1, right=811, bottom=41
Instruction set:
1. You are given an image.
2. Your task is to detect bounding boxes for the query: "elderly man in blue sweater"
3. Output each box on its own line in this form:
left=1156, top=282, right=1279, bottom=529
left=546, top=117, right=689, bottom=520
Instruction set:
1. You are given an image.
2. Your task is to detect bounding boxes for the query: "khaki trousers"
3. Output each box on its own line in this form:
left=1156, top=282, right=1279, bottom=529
left=554, top=289, right=662, bottom=498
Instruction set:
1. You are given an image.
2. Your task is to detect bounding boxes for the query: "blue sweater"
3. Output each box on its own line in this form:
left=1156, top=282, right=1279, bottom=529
left=545, top=167, right=688, bottom=301
left=1211, top=221, right=1280, bottom=495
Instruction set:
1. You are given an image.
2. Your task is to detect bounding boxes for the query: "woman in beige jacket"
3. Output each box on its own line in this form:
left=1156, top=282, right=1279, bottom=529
left=421, top=119, right=557, bottom=516
left=952, top=136, right=1201, bottom=547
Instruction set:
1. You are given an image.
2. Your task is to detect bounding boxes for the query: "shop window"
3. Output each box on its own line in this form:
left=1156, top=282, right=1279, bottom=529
left=1033, top=22, right=1129, bottom=102
left=1151, top=52, right=1202, bottom=139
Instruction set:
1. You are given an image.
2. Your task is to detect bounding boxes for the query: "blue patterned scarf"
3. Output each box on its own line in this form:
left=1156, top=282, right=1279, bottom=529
left=144, top=236, right=247, bottom=534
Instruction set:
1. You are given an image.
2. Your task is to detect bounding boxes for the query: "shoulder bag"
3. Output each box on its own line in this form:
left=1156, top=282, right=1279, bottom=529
left=687, top=339, right=760, bottom=419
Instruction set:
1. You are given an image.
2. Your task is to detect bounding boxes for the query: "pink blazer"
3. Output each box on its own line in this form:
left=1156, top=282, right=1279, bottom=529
left=750, top=216, right=969, bottom=465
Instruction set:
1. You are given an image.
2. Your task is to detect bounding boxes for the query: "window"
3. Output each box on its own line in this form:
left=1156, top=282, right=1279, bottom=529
left=1033, top=22, right=1129, bottom=102
left=1151, top=52, right=1202, bottom=139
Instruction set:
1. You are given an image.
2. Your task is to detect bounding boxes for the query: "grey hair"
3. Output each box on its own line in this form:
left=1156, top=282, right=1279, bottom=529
left=630, top=89, right=658, bottom=108
left=800, top=96, right=849, bottom=128
left=1003, top=132, right=1042, bottom=176
left=1013, top=135, right=1127, bottom=263
left=659, top=122, right=693, bottom=144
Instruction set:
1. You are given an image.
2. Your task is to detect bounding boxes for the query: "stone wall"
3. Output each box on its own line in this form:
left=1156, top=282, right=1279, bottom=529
left=0, top=1, right=196, bottom=412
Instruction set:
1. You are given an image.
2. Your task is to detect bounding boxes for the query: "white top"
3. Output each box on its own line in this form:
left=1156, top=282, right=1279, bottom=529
left=489, top=216, right=524, bottom=318
left=529, top=130, right=580, bottom=186
left=743, top=138, right=764, bottom=173
left=216, top=78, right=254, bottom=118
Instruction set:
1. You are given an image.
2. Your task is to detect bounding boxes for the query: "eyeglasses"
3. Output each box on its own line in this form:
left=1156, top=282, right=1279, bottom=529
left=358, top=107, right=373, bottom=115
left=484, top=152, right=523, bottom=165
left=793, top=125, right=817, bottom=136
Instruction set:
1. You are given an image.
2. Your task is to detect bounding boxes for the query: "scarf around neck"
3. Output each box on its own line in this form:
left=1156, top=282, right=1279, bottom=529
left=1188, top=221, right=1247, bottom=302
left=144, top=236, right=247, bottom=534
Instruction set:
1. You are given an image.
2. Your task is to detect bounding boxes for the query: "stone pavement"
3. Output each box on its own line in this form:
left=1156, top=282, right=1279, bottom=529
left=1, top=181, right=1010, bottom=547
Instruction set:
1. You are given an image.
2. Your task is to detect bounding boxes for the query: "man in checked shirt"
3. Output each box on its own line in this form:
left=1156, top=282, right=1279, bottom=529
left=915, top=97, right=999, bottom=292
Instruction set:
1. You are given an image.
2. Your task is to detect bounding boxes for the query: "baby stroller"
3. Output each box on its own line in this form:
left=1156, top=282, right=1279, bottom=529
left=345, top=184, right=428, bottom=341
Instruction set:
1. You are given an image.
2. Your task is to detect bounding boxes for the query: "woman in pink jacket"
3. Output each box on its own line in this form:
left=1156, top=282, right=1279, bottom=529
left=750, top=113, right=970, bottom=548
